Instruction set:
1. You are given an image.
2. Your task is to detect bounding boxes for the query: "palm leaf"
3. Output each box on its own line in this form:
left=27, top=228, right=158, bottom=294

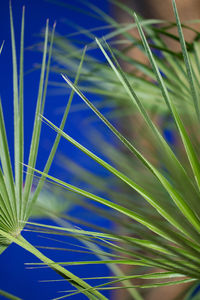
left=0, top=4, right=108, bottom=299
left=26, top=1, right=200, bottom=297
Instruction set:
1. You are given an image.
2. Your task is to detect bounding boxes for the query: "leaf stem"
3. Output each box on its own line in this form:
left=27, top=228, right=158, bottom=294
left=0, top=230, right=107, bottom=300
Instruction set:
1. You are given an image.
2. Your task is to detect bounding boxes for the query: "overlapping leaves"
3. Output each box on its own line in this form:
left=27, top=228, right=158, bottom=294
left=27, top=0, right=200, bottom=299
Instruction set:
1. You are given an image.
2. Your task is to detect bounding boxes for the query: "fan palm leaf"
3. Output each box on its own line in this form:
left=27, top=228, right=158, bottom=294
left=27, top=0, right=200, bottom=298
left=0, top=4, right=107, bottom=299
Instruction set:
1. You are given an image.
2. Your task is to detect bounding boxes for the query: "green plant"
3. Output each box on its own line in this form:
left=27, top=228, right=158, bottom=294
left=2, top=0, right=200, bottom=299
left=24, top=0, right=200, bottom=299
left=0, top=3, right=108, bottom=299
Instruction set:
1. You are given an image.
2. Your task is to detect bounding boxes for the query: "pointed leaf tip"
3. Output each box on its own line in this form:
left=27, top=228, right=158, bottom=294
left=0, top=41, right=5, bottom=54
left=53, top=21, right=57, bottom=29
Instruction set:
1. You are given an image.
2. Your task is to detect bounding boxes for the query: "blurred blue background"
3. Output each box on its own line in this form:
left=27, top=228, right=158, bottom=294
left=0, top=0, right=113, bottom=299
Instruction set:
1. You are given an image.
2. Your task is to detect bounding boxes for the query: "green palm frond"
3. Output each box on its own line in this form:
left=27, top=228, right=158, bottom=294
left=27, top=0, right=200, bottom=298
left=0, top=4, right=108, bottom=299
left=2, top=0, right=200, bottom=299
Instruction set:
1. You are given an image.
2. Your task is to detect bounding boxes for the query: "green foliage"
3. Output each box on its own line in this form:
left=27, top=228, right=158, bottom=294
left=2, top=0, right=200, bottom=299
left=0, top=3, right=107, bottom=299
left=28, top=0, right=200, bottom=299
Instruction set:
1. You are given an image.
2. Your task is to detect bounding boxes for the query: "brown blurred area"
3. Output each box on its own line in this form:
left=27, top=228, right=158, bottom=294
left=112, top=1, right=200, bottom=299
left=116, top=0, right=200, bottom=23
left=113, top=0, right=200, bottom=67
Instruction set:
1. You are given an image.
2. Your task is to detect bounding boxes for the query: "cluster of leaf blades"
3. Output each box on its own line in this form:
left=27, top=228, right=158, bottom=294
left=23, top=0, right=200, bottom=299
left=50, top=0, right=200, bottom=121
left=2, top=0, right=200, bottom=299
left=0, top=4, right=109, bottom=300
